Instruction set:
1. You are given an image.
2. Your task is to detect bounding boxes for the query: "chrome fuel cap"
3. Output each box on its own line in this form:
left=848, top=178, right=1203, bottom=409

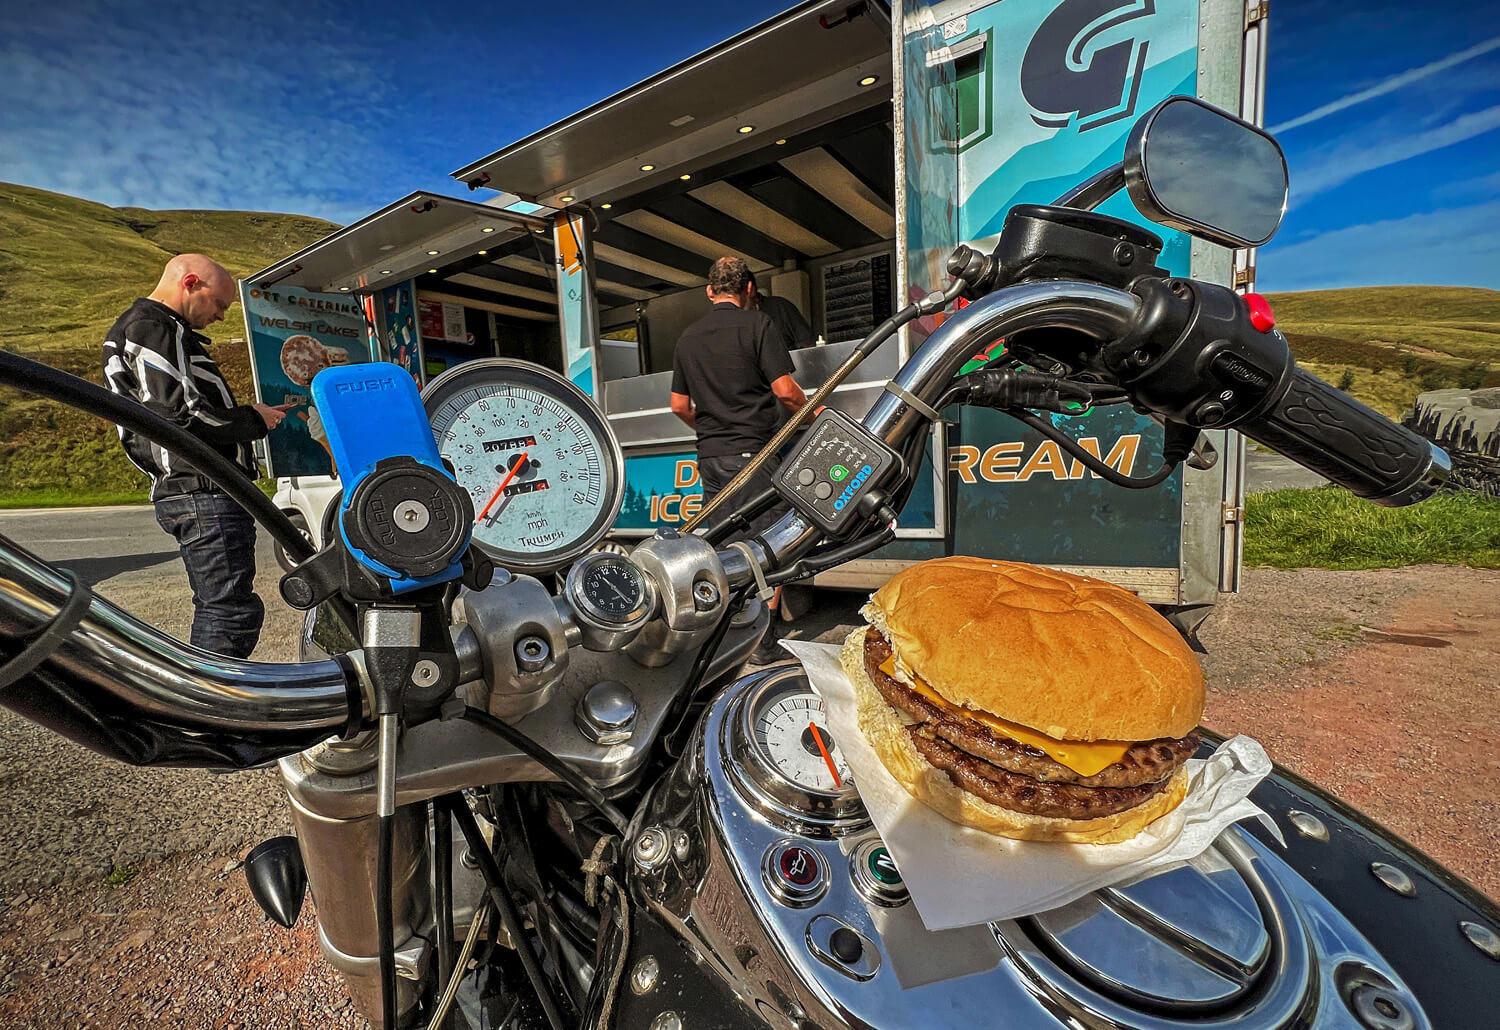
left=997, top=829, right=1319, bottom=1028
left=1026, top=845, right=1269, bottom=1009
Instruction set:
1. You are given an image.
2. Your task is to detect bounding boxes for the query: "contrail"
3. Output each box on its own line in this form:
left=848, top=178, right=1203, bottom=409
left=1270, top=34, right=1500, bottom=133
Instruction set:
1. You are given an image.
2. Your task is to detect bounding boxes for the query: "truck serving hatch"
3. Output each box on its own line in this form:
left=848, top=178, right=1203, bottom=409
left=450, top=0, right=892, bottom=208
left=245, top=191, right=548, bottom=311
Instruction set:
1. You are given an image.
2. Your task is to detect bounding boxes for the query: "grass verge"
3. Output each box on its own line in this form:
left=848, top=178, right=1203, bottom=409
left=0, top=478, right=278, bottom=510
left=0, top=488, right=151, bottom=509
left=1245, top=487, right=1500, bottom=569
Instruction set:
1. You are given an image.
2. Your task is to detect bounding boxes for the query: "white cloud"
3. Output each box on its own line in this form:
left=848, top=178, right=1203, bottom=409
left=1270, top=34, right=1500, bottom=133
left=1258, top=200, right=1500, bottom=291
left=1289, top=104, right=1500, bottom=203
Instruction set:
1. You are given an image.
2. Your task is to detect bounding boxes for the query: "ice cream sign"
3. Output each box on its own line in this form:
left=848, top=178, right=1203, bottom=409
left=239, top=282, right=375, bottom=478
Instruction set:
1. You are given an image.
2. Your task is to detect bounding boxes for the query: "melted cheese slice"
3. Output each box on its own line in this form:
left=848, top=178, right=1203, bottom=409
left=878, top=656, right=1131, bottom=777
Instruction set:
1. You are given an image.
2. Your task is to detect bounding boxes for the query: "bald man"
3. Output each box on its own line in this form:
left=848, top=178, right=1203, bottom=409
left=103, top=255, right=294, bottom=658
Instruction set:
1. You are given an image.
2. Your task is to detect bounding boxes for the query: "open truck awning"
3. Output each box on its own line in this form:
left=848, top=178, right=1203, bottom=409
left=451, top=1, right=892, bottom=207
left=245, top=191, right=549, bottom=295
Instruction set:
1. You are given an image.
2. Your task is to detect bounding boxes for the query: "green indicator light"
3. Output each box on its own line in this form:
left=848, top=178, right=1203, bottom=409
left=830, top=465, right=849, bottom=482
left=869, top=847, right=901, bottom=884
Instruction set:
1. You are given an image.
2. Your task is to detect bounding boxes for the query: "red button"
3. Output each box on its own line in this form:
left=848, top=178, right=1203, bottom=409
left=778, top=846, right=820, bottom=887
left=1244, top=293, right=1276, bottom=333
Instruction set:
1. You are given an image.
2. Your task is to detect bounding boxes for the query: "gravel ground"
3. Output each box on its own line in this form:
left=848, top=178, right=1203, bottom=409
left=0, top=544, right=1496, bottom=1027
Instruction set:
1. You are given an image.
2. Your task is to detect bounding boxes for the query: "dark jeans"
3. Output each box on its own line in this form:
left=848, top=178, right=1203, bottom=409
left=154, top=492, right=265, bottom=659
left=699, top=451, right=788, bottom=537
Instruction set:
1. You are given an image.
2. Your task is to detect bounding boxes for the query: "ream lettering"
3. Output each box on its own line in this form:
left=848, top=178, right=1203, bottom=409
left=674, top=460, right=699, bottom=489
left=982, top=442, right=1024, bottom=482
left=1017, top=441, right=1069, bottom=481
left=947, top=435, right=1142, bottom=484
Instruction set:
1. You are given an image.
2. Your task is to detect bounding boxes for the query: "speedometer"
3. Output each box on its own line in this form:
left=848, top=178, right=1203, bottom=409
left=423, top=359, right=624, bottom=573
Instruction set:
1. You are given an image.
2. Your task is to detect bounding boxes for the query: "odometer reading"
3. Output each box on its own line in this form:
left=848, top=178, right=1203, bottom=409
left=423, top=361, right=623, bottom=572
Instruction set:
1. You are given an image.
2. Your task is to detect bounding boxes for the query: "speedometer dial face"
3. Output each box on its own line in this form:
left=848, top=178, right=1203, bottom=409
left=752, top=686, right=852, bottom=794
left=423, top=360, right=624, bottom=573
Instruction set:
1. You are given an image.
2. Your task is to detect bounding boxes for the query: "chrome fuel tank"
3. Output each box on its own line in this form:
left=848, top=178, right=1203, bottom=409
left=617, top=666, right=1443, bottom=1030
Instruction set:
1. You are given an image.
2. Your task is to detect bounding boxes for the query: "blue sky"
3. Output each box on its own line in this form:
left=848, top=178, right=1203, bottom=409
left=1, top=0, right=1496, bottom=292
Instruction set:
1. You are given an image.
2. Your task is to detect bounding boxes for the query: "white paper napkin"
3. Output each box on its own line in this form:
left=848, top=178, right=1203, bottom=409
left=780, top=638, right=1281, bottom=930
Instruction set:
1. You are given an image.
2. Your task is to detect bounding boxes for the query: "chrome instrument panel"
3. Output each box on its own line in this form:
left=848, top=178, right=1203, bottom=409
left=631, top=667, right=1432, bottom=1030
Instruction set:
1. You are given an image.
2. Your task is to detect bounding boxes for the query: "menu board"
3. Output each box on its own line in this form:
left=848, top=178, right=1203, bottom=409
left=821, top=252, right=893, bottom=343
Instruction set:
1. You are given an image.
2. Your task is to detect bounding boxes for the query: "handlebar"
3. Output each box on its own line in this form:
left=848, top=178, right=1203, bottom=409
left=0, top=535, right=361, bottom=768
left=1238, top=367, right=1449, bottom=505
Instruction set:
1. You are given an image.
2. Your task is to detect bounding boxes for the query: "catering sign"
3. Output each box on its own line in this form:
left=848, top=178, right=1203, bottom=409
left=240, top=282, right=373, bottom=478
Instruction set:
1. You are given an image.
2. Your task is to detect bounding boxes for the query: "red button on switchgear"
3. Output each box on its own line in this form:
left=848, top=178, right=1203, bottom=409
left=1244, top=293, right=1276, bottom=333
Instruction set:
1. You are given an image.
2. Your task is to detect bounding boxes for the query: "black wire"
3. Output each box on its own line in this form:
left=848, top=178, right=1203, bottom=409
left=377, top=812, right=398, bottom=1030
left=1010, top=409, right=1178, bottom=488
left=701, top=487, right=780, bottom=546
left=763, top=525, right=896, bottom=587
left=442, top=796, right=569, bottom=1030
left=460, top=708, right=628, bottom=836
left=662, top=584, right=754, bottom=758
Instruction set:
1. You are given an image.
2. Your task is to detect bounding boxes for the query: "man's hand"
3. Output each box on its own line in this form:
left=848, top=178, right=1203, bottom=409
left=254, top=402, right=297, bottom=430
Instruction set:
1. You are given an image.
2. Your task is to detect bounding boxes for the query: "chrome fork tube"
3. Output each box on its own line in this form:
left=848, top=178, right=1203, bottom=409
left=740, top=281, right=1142, bottom=580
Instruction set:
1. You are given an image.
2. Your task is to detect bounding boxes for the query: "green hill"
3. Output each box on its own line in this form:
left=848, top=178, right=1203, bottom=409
left=0, top=182, right=337, bottom=503
left=1266, top=285, right=1500, bottom=416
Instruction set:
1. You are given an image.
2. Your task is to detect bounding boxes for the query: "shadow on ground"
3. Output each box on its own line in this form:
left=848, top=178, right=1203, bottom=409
left=52, top=550, right=179, bottom=586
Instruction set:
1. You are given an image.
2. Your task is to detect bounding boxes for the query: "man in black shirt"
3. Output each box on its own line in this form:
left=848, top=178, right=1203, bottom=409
left=748, top=273, right=815, bottom=350
left=103, top=254, right=294, bottom=658
left=671, top=257, right=807, bottom=662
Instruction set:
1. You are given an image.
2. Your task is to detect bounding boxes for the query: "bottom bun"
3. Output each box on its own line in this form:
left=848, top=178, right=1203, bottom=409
left=839, top=628, right=1188, bottom=845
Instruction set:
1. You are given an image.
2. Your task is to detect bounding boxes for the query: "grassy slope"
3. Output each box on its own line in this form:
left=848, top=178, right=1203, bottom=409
left=1266, top=285, right=1500, bottom=417
left=0, top=182, right=335, bottom=501
left=1245, top=487, right=1500, bottom=569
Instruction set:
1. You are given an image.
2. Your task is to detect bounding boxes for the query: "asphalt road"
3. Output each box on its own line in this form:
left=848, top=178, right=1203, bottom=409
left=0, top=504, right=196, bottom=585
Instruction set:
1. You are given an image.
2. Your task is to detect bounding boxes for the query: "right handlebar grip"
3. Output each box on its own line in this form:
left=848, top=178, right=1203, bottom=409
left=1241, top=367, right=1449, bottom=507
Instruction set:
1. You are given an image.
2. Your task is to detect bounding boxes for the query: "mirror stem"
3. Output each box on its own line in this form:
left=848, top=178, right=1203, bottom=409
left=1054, top=163, right=1125, bottom=211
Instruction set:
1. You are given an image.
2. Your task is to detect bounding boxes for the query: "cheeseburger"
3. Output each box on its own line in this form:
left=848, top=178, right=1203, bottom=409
left=840, top=557, right=1204, bottom=844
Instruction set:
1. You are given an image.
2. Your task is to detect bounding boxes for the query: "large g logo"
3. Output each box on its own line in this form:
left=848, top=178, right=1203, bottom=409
left=1021, top=0, right=1154, bottom=132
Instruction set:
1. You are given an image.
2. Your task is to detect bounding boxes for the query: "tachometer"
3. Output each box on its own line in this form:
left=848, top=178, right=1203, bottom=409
left=423, top=359, right=624, bottom=573
left=726, top=667, right=865, bottom=832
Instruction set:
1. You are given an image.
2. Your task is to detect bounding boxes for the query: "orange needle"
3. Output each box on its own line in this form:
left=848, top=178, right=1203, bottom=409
left=475, top=452, right=529, bottom=524
left=809, top=721, right=842, bottom=788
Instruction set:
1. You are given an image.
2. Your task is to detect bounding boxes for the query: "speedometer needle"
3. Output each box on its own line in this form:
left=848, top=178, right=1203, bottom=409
left=809, top=721, right=842, bottom=788
left=475, top=452, right=529, bottom=525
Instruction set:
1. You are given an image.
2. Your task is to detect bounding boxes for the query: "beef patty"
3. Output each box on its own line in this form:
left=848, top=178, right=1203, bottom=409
left=863, top=627, right=1198, bottom=790
left=909, top=728, right=1174, bottom=818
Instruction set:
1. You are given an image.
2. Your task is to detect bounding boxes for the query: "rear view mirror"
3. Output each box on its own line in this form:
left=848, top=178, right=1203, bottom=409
left=1124, top=96, right=1288, bottom=248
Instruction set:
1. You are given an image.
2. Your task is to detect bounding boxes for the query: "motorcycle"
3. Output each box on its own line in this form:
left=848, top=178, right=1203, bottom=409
left=1, top=96, right=1495, bottom=1030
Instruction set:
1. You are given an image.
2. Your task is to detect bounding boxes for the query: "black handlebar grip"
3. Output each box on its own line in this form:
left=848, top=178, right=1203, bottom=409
left=1240, top=367, right=1449, bottom=507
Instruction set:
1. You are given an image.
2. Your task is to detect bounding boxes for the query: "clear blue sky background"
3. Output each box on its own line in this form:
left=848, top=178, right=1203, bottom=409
left=2, top=0, right=1496, bottom=292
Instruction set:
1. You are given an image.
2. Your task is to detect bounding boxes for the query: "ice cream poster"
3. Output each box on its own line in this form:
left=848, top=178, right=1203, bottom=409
left=375, top=280, right=422, bottom=383
left=239, top=282, right=374, bottom=478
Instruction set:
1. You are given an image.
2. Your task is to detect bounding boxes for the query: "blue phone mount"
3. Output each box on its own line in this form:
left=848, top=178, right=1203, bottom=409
left=312, top=363, right=470, bottom=595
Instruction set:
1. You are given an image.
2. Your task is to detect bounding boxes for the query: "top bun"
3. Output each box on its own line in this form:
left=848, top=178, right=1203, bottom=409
left=865, top=557, right=1203, bottom=742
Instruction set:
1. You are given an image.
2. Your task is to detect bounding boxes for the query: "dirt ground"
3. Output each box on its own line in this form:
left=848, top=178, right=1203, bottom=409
left=0, top=564, right=1496, bottom=1027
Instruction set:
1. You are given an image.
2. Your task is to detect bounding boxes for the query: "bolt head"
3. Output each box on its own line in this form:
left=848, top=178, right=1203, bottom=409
left=630, top=955, right=660, bottom=995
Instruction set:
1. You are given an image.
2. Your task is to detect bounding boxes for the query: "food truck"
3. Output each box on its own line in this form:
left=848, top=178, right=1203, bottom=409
left=245, top=0, right=1269, bottom=623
